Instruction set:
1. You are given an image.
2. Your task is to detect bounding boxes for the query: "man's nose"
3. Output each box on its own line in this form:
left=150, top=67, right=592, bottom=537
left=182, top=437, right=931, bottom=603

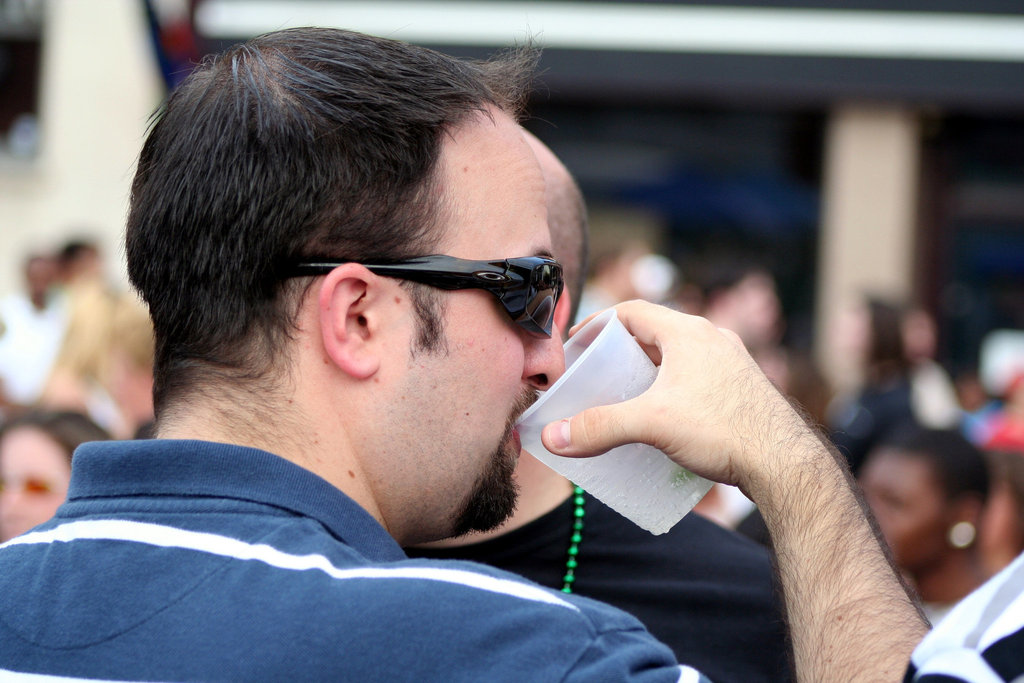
left=522, top=324, right=566, bottom=391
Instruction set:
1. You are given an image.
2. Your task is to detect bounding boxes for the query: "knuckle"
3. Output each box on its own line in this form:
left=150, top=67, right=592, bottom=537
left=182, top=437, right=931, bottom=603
left=573, top=409, right=599, bottom=445
left=575, top=406, right=621, bottom=454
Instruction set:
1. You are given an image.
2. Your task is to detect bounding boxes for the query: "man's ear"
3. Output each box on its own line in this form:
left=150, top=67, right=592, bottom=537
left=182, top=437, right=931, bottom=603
left=318, top=264, right=383, bottom=380
left=554, top=290, right=572, bottom=340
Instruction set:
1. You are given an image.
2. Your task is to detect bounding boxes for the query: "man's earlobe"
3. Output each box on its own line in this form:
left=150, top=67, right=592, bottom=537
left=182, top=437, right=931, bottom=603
left=318, top=265, right=382, bottom=380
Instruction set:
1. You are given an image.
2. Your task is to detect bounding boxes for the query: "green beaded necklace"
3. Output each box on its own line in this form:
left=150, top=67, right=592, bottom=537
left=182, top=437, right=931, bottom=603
left=561, top=485, right=586, bottom=593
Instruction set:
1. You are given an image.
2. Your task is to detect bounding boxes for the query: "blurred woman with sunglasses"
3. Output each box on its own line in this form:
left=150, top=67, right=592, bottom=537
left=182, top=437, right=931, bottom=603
left=0, top=411, right=109, bottom=541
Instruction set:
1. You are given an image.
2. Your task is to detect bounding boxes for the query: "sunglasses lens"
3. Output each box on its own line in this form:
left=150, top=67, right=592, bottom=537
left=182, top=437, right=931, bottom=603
left=519, top=261, right=562, bottom=336
left=535, top=262, right=560, bottom=288
left=526, top=293, right=555, bottom=335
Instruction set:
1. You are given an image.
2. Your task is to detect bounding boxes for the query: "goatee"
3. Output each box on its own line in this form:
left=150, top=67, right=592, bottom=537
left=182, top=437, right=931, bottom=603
left=449, top=388, right=538, bottom=536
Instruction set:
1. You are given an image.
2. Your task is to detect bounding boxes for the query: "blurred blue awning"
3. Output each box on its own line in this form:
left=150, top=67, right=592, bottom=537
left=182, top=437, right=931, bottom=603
left=610, top=166, right=819, bottom=238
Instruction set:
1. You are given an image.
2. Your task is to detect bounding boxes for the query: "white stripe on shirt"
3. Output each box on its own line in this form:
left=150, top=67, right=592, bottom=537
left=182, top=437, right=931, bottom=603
left=915, top=552, right=1024, bottom=649
left=971, top=561, right=1024, bottom=651
left=2, top=519, right=578, bottom=611
left=0, top=670, right=137, bottom=682
left=676, top=664, right=707, bottom=683
left=909, top=551, right=1024, bottom=681
left=910, top=648, right=1003, bottom=683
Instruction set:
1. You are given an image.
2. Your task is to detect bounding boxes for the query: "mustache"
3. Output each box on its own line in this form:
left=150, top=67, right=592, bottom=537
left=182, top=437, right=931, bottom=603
left=508, top=387, right=540, bottom=430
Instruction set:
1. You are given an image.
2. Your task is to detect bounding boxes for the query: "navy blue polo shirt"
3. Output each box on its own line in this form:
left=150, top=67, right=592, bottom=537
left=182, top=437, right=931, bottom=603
left=0, top=439, right=702, bottom=682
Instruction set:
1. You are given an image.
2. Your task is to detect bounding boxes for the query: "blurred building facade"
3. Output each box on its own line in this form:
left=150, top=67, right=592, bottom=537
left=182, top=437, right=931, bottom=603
left=1, top=0, right=1022, bottom=389
left=0, top=0, right=163, bottom=291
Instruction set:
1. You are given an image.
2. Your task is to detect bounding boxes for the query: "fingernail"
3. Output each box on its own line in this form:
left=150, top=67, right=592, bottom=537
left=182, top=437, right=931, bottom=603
left=547, top=419, right=571, bottom=449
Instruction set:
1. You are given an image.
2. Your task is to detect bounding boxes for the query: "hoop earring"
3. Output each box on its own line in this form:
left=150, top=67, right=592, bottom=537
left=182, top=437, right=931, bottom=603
left=948, top=521, right=976, bottom=549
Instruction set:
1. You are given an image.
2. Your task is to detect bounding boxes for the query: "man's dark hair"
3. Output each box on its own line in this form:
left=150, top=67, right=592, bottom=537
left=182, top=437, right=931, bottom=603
left=125, top=27, right=537, bottom=415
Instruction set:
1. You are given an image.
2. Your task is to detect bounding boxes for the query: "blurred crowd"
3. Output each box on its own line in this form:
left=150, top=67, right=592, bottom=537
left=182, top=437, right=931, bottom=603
left=2, top=232, right=1023, bottom=630
left=581, top=240, right=1024, bottom=625
left=0, top=237, right=154, bottom=542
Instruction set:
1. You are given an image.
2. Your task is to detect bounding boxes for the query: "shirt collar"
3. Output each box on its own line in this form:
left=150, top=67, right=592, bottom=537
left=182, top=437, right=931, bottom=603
left=68, top=439, right=407, bottom=562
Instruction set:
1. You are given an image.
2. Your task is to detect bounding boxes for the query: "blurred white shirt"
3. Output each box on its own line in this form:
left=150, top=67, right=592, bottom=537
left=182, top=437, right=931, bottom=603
left=0, top=292, right=67, bottom=405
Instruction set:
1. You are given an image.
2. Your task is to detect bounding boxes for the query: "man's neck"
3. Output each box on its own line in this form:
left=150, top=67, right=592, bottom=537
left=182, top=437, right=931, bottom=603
left=155, top=390, right=383, bottom=526
left=416, top=454, right=574, bottom=549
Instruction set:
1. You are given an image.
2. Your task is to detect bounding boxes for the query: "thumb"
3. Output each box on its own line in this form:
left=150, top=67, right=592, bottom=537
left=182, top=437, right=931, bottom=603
left=541, top=402, right=639, bottom=458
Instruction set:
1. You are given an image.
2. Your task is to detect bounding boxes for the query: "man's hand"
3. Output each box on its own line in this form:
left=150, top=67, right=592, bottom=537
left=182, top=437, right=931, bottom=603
left=541, top=299, right=809, bottom=498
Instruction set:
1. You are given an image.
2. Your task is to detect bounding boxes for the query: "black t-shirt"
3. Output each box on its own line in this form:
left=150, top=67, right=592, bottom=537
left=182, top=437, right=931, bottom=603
left=409, top=494, right=792, bottom=683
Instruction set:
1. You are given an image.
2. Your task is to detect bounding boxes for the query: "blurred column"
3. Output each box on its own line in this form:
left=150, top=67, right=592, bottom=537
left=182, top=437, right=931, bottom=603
left=815, top=104, right=920, bottom=392
left=0, top=0, right=163, bottom=295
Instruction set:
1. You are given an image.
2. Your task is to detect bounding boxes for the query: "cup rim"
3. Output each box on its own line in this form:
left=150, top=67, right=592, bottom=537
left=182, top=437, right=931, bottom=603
left=517, top=308, right=619, bottom=424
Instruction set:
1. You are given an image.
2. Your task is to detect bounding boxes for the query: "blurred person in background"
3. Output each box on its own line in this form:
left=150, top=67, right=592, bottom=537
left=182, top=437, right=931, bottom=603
left=829, top=295, right=918, bottom=475
left=859, top=426, right=989, bottom=625
left=576, top=242, right=677, bottom=320
left=40, top=238, right=120, bottom=432
left=410, top=131, right=793, bottom=683
left=57, top=240, right=103, bottom=282
left=779, top=351, right=834, bottom=429
left=693, top=257, right=785, bottom=528
left=697, top=258, right=784, bottom=370
left=577, top=244, right=643, bottom=318
left=0, top=253, right=67, bottom=410
left=955, top=367, right=1002, bottom=446
left=106, top=295, right=155, bottom=439
left=982, top=372, right=1024, bottom=452
left=0, top=410, right=110, bottom=541
left=979, top=449, right=1024, bottom=576
left=902, top=305, right=961, bottom=430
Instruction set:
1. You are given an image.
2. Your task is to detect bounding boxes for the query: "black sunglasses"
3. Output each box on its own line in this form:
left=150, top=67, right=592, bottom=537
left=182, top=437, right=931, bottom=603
left=288, top=255, right=564, bottom=337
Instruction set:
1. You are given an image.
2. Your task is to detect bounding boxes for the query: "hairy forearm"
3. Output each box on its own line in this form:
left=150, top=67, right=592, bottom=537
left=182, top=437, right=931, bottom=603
left=543, top=302, right=930, bottom=681
left=748, top=419, right=929, bottom=682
